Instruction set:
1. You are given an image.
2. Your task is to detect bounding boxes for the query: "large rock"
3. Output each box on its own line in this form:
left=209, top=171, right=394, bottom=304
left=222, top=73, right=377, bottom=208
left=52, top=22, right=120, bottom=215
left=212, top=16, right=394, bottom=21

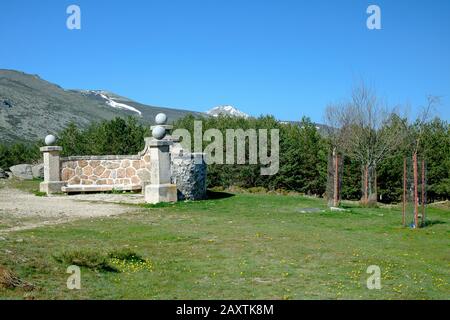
left=171, top=153, right=207, bottom=201
left=0, top=168, right=7, bottom=179
left=32, top=163, right=44, bottom=179
left=9, top=164, right=33, bottom=180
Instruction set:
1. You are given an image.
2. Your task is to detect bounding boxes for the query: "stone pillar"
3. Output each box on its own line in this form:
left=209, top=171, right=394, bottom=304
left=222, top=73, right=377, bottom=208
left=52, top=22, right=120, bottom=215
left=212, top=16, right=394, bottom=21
left=40, top=146, right=65, bottom=194
left=145, top=140, right=178, bottom=204
left=144, top=113, right=178, bottom=204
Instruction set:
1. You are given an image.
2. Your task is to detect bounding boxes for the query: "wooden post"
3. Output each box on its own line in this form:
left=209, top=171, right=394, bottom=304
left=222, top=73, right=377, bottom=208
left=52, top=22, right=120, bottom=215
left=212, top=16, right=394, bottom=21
left=413, top=153, right=419, bottom=228
left=421, top=159, right=426, bottom=226
left=402, top=157, right=406, bottom=226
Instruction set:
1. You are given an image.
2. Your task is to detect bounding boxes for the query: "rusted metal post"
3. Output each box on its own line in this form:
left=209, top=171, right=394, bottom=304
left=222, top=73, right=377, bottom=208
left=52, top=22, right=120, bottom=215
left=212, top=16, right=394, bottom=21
left=403, top=157, right=406, bottom=226
left=413, top=153, right=419, bottom=228
left=421, top=158, right=426, bottom=226
left=334, top=152, right=339, bottom=207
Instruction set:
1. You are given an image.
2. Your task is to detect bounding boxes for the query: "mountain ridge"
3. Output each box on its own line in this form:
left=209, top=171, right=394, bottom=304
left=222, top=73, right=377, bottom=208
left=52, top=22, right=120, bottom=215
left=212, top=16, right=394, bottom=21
left=0, top=70, right=204, bottom=143
left=0, top=69, right=328, bottom=143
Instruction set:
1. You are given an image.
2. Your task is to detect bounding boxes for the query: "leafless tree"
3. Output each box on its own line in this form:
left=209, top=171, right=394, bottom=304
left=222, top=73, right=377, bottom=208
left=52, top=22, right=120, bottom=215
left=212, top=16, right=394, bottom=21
left=325, top=83, right=408, bottom=203
left=412, top=95, right=440, bottom=154
left=407, top=95, right=440, bottom=226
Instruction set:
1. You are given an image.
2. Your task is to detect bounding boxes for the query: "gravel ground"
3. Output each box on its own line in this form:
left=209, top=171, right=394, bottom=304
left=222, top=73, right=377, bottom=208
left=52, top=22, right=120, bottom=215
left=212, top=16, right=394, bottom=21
left=0, top=187, right=142, bottom=233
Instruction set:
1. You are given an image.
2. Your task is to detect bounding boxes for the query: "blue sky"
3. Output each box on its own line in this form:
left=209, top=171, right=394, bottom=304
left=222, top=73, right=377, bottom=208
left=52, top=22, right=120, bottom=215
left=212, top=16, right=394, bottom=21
left=1, top=0, right=449, bottom=122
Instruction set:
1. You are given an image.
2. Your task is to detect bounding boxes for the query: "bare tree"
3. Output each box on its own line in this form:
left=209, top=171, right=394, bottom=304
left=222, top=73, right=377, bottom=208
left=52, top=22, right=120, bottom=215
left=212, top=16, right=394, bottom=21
left=412, top=95, right=440, bottom=154
left=407, top=95, right=440, bottom=226
left=325, top=83, right=408, bottom=204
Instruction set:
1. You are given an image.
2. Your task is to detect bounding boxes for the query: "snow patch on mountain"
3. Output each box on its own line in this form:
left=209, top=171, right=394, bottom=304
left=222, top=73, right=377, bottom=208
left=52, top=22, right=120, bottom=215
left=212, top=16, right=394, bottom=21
left=207, top=105, right=250, bottom=118
left=79, top=90, right=142, bottom=116
left=99, top=93, right=142, bottom=116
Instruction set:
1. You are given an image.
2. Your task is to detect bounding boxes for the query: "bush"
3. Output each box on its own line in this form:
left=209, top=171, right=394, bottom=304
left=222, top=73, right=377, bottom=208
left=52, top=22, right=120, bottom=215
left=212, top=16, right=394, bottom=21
left=107, top=248, right=145, bottom=263
left=173, top=115, right=328, bottom=196
left=0, top=142, right=42, bottom=169
left=247, top=186, right=268, bottom=194
left=53, top=250, right=118, bottom=272
left=58, top=117, right=149, bottom=156
left=53, top=248, right=147, bottom=273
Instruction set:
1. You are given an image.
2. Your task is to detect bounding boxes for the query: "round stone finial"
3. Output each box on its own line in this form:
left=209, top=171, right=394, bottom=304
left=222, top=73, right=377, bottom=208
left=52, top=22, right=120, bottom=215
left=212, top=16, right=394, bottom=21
left=152, top=126, right=166, bottom=140
left=45, top=134, right=56, bottom=146
left=155, top=113, right=168, bottom=125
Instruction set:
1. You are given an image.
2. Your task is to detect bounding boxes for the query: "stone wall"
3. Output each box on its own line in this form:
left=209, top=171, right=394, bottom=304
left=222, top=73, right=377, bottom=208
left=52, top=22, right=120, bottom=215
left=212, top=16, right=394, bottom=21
left=40, top=112, right=207, bottom=201
left=61, top=155, right=151, bottom=190
left=58, top=152, right=207, bottom=199
left=171, top=153, right=207, bottom=200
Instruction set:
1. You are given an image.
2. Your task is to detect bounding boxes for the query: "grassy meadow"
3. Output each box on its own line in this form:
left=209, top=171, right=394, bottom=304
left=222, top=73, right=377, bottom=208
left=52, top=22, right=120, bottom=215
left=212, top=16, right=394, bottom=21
left=0, top=181, right=449, bottom=300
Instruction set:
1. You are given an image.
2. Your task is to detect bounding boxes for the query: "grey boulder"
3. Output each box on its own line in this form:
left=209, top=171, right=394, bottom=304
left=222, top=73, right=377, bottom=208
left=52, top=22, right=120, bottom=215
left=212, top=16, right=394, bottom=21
left=0, top=168, right=8, bottom=179
left=32, top=163, right=44, bottom=179
left=9, top=164, right=33, bottom=180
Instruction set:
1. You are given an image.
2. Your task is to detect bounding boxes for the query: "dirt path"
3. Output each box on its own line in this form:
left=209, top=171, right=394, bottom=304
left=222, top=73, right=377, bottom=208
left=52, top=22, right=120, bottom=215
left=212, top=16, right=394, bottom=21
left=0, top=187, right=141, bottom=234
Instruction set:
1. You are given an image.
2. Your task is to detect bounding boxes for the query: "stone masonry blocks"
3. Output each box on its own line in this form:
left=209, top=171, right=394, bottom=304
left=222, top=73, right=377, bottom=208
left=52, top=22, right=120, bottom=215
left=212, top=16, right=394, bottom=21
left=61, top=158, right=148, bottom=188
left=58, top=149, right=206, bottom=199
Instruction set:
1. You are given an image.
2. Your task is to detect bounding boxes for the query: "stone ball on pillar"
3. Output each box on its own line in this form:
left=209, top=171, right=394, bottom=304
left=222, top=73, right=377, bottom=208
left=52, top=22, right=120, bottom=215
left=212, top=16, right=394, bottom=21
left=152, top=126, right=166, bottom=140
left=155, top=113, right=168, bottom=125
left=45, top=134, right=56, bottom=146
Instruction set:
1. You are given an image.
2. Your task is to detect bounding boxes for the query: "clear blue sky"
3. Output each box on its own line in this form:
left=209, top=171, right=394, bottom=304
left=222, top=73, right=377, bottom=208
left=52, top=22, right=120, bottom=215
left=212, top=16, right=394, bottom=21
left=1, top=0, right=449, bottom=122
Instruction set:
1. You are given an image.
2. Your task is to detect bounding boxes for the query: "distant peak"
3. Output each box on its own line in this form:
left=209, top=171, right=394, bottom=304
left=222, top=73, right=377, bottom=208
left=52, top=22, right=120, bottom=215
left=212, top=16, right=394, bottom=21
left=207, top=105, right=250, bottom=118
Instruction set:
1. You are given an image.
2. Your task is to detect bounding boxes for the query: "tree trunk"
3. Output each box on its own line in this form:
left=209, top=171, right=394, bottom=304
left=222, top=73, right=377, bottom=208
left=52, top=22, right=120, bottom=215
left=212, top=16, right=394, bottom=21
left=361, top=163, right=377, bottom=205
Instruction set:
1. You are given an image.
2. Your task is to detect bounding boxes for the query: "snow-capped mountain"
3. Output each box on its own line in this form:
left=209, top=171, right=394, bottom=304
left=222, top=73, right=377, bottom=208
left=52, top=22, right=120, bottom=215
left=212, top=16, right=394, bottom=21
left=0, top=70, right=205, bottom=143
left=78, top=90, right=142, bottom=116
left=207, top=105, right=250, bottom=118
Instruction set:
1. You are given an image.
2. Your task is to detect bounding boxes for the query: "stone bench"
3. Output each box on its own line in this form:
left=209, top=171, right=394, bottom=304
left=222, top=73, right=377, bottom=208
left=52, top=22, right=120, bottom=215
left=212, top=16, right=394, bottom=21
left=61, top=184, right=142, bottom=193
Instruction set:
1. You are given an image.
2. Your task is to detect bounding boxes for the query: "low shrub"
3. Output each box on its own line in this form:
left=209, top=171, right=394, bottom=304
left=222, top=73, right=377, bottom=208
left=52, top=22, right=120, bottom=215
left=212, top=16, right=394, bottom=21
left=53, top=250, right=118, bottom=272
left=107, top=248, right=145, bottom=263
left=247, top=186, right=267, bottom=194
left=53, top=248, right=150, bottom=273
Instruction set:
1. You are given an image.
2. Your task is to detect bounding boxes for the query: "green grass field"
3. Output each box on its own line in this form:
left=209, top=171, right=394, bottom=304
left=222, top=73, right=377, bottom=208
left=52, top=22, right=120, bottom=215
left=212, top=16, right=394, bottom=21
left=0, top=181, right=449, bottom=300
